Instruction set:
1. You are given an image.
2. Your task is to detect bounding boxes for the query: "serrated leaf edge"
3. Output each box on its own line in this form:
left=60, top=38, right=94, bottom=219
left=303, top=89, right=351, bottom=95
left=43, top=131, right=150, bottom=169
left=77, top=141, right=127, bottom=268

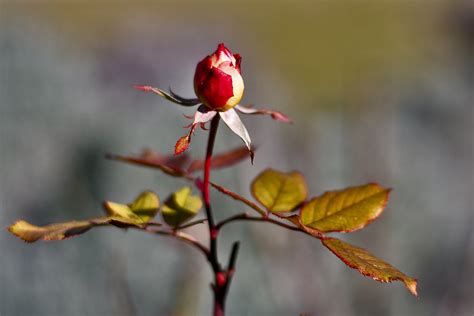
left=322, top=237, right=418, bottom=296
left=300, top=183, right=391, bottom=233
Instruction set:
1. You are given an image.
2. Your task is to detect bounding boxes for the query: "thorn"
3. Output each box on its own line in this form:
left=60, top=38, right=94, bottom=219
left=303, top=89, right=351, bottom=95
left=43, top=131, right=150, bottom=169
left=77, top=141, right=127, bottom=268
left=195, top=178, right=204, bottom=191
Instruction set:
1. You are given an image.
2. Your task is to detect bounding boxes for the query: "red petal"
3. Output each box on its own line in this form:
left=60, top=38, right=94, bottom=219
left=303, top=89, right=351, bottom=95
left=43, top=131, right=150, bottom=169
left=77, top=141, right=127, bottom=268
left=194, top=56, right=213, bottom=92
left=197, top=67, right=234, bottom=110
left=234, top=54, right=242, bottom=73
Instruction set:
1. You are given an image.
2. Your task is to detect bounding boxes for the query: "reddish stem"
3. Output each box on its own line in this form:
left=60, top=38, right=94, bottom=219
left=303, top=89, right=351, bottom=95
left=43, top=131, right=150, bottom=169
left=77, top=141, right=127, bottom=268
left=203, top=115, right=236, bottom=316
left=216, top=212, right=302, bottom=232
left=204, top=115, right=221, bottom=274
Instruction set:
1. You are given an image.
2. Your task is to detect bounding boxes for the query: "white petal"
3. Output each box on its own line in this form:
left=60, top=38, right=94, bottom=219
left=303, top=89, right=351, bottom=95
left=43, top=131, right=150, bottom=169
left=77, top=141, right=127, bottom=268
left=194, top=105, right=217, bottom=125
left=219, top=109, right=251, bottom=151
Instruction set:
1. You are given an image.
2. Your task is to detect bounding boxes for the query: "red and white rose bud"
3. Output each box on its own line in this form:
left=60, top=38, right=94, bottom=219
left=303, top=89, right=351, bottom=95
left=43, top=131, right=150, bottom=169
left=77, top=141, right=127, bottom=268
left=194, top=43, right=244, bottom=112
left=134, top=43, right=289, bottom=156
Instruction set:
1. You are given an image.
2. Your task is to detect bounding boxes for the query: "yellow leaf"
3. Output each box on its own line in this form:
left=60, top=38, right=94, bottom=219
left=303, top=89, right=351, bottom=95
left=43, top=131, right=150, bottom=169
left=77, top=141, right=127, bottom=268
left=103, top=201, right=142, bottom=221
left=129, top=191, right=160, bottom=222
left=322, top=237, right=417, bottom=296
left=103, top=191, right=160, bottom=223
left=300, top=183, right=390, bottom=232
left=8, top=217, right=142, bottom=243
left=162, top=187, right=202, bottom=227
left=251, top=168, right=307, bottom=213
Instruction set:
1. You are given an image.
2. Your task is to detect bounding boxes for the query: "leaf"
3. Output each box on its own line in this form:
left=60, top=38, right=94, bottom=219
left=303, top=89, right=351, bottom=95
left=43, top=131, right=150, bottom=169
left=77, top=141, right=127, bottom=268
left=235, top=104, right=292, bottom=123
left=8, top=216, right=143, bottom=243
left=300, top=183, right=391, bottom=233
left=187, top=146, right=252, bottom=173
left=322, top=237, right=418, bottom=296
left=219, top=109, right=254, bottom=161
left=129, top=191, right=160, bottom=222
left=139, top=148, right=190, bottom=169
left=103, top=201, right=142, bottom=221
left=133, top=85, right=200, bottom=106
left=162, top=187, right=202, bottom=227
left=106, top=150, right=188, bottom=177
left=251, top=168, right=307, bottom=213
left=104, top=191, right=160, bottom=223
left=175, top=135, right=191, bottom=155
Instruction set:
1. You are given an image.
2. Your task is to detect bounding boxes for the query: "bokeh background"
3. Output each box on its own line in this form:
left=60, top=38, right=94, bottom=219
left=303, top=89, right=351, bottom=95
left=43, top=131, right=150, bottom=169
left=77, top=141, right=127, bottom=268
left=1, top=0, right=473, bottom=315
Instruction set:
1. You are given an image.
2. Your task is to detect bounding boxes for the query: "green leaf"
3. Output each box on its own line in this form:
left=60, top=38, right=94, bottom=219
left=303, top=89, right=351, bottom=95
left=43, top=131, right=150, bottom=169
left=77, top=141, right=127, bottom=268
left=162, top=187, right=202, bottom=227
left=103, top=191, right=160, bottom=223
left=103, top=201, right=142, bottom=221
left=300, top=183, right=390, bottom=232
left=322, top=237, right=418, bottom=296
left=8, top=216, right=143, bottom=243
left=251, top=168, right=307, bottom=212
left=129, top=191, right=160, bottom=222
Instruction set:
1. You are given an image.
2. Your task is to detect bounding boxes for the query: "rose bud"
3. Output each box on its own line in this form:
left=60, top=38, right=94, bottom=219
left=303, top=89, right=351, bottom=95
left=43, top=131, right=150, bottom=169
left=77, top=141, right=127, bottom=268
left=194, top=43, right=244, bottom=112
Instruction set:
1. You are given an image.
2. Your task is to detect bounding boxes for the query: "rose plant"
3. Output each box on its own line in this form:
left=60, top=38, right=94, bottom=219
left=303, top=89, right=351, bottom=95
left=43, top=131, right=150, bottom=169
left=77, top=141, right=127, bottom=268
left=8, top=43, right=417, bottom=315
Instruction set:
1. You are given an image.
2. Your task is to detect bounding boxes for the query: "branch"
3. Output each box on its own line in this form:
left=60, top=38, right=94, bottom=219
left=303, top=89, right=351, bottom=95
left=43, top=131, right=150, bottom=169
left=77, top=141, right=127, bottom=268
left=176, top=218, right=207, bottom=230
left=145, top=228, right=210, bottom=257
left=210, top=182, right=266, bottom=216
left=106, top=150, right=267, bottom=217
left=223, top=241, right=240, bottom=295
left=215, top=212, right=302, bottom=232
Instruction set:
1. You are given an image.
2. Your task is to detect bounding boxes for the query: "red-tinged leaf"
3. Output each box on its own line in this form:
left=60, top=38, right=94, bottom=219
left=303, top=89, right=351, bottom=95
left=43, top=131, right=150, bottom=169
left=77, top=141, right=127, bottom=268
left=133, top=85, right=200, bottom=106
left=251, top=169, right=307, bottom=213
left=175, top=135, right=191, bottom=155
left=235, top=104, right=292, bottom=123
left=8, top=216, right=143, bottom=243
left=210, top=182, right=266, bottom=216
left=106, top=151, right=187, bottom=177
left=187, top=146, right=253, bottom=173
left=140, top=148, right=189, bottom=170
left=300, top=183, right=391, bottom=233
left=322, top=237, right=418, bottom=296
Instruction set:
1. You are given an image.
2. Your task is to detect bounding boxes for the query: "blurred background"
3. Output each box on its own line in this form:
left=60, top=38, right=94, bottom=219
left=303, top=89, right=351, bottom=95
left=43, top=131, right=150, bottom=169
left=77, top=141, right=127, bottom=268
left=1, top=0, right=473, bottom=315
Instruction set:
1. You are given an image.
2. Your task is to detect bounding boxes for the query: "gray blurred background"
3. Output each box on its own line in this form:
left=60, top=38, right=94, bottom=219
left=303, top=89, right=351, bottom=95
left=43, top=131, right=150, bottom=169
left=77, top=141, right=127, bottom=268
left=1, top=0, right=473, bottom=315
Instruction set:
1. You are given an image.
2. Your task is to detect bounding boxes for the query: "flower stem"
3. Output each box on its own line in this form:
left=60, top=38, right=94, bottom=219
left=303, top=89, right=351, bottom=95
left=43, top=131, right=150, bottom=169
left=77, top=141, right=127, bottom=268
left=203, top=115, right=237, bottom=316
left=204, top=115, right=221, bottom=273
left=216, top=212, right=303, bottom=232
